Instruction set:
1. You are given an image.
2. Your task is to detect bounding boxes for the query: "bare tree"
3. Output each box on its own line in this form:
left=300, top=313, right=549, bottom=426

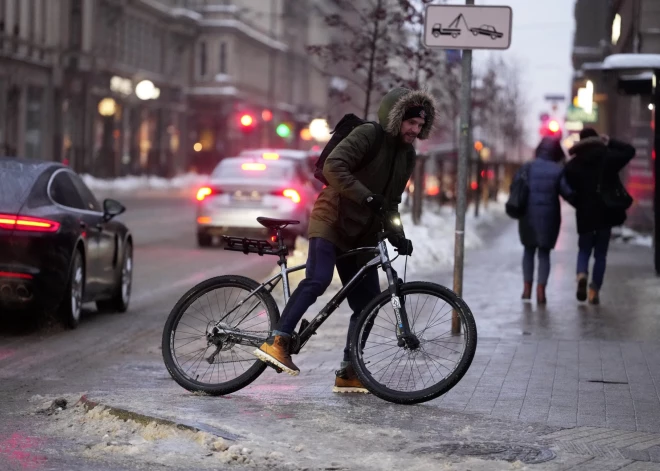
left=392, top=0, right=443, bottom=90
left=307, top=0, right=406, bottom=118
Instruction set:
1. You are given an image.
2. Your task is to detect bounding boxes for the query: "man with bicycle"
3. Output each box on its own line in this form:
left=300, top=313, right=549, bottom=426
left=253, top=87, right=437, bottom=392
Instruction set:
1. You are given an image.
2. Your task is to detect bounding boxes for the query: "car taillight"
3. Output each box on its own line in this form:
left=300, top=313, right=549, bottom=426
left=0, top=214, right=60, bottom=232
left=196, top=187, right=222, bottom=201
left=242, top=163, right=267, bottom=171
left=275, top=189, right=301, bottom=203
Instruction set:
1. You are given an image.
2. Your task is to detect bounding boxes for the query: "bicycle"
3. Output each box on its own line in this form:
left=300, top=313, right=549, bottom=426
left=161, top=214, right=477, bottom=405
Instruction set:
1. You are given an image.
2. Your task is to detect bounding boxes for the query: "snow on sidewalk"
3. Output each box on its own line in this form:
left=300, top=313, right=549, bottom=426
left=82, top=172, right=209, bottom=195
left=280, top=199, right=507, bottom=286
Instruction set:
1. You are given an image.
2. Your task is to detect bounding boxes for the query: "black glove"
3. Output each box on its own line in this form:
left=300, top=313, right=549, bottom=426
left=364, top=194, right=385, bottom=213
left=392, top=236, right=413, bottom=256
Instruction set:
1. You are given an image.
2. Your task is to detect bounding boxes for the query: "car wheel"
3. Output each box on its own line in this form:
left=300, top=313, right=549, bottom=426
left=433, top=31, right=440, bottom=37
left=96, top=240, right=133, bottom=313
left=491, top=34, right=497, bottom=39
left=473, top=31, right=478, bottom=36
left=197, top=232, right=213, bottom=247
left=59, top=249, right=84, bottom=329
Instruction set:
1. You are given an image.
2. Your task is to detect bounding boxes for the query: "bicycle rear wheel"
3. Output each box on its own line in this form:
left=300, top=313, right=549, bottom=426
left=162, top=275, right=279, bottom=395
left=350, top=281, right=477, bottom=405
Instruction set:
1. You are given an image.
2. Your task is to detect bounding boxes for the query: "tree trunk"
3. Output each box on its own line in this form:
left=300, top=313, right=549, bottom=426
left=363, top=0, right=382, bottom=118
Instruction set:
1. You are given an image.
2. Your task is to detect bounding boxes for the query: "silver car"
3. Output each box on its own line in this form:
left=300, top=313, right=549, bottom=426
left=195, top=156, right=316, bottom=248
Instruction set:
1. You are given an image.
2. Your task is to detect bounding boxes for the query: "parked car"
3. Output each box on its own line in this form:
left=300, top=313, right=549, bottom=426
left=239, top=148, right=325, bottom=192
left=0, top=158, right=133, bottom=328
left=195, top=156, right=317, bottom=249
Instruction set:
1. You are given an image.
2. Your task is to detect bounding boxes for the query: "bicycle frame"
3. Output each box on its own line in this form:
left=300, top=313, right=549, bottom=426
left=215, top=223, right=416, bottom=354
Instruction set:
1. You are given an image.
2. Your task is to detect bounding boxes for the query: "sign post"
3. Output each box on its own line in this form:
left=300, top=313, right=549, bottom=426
left=424, top=3, right=512, bottom=333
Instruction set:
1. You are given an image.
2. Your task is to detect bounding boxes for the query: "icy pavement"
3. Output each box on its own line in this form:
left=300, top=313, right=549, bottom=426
left=8, top=200, right=660, bottom=470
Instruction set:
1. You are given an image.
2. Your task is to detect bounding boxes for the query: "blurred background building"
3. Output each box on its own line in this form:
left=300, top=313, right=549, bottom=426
left=0, top=0, right=337, bottom=176
left=569, top=0, right=660, bottom=233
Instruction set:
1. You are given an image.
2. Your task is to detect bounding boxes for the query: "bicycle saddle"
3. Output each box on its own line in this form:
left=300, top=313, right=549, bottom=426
left=256, top=217, right=300, bottom=229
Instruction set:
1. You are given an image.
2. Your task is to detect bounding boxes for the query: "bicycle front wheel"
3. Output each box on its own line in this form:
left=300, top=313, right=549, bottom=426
left=350, top=281, right=477, bottom=405
left=162, top=275, right=280, bottom=396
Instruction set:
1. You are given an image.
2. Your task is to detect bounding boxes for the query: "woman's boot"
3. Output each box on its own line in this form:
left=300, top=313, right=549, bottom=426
left=576, top=273, right=588, bottom=302
left=536, top=284, right=547, bottom=305
left=588, top=287, right=600, bottom=305
left=521, top=281, right=533, bottom=300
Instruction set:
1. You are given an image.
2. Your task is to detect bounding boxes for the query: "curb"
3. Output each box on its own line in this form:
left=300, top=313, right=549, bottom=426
left=77, top=394, right=241, bottom=441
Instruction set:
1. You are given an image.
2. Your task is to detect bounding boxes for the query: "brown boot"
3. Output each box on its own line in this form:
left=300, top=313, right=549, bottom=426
left=333, top=363, right=369, bottom=394
left=253, top=335, right=299, bottom=376
left=537, top=284, right=547, bottom=305
left=521, top=281, right=533, bottom=300
left=588, top=287, right=600, bottom=305
left=576, top=273, right=588, bottom=302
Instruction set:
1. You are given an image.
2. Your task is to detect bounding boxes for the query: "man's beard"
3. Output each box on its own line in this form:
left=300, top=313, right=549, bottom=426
left=402, top=133, right=418, bottom=143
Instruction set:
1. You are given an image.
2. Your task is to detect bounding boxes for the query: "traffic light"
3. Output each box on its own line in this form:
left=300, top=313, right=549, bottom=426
left=276, top=123, right=292, bottom=138
left=539, top=116, right=562, bottom=138
left=239, top=113, right=256, bottom=133
left=240, top=114, right=254, bottom=127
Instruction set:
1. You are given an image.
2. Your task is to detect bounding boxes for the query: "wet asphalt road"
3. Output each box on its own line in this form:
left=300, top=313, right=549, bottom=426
left=0, top=194, right=277, bottom=470
left=1, top=196, right=659, bottom=470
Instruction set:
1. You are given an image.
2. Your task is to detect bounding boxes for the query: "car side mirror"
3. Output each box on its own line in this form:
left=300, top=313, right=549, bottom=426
left=103, top=198, right=125, bottom=221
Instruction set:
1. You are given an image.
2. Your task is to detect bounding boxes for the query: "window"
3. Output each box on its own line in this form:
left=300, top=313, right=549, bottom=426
left=219, top=42, right=226, bottom=74
left=612, top=13, right=622, bottom=45
left=199, top=41, right=207, bottom=77
left=49, top=172, right=85, bottom=210
left=68, top=173, right=101, bottom=212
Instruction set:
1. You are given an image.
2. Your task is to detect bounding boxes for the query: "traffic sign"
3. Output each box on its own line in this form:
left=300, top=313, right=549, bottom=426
left=424, top=5, right=512, bottom=50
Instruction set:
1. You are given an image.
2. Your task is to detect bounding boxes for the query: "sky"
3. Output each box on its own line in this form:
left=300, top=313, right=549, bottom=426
left=442, top=0, right=577, bottom=145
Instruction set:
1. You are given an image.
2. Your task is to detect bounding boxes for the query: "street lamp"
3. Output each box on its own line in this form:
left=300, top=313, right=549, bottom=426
left=135, top=80, right=161, bottom=101
left=98, top=98, right=117, bottom=116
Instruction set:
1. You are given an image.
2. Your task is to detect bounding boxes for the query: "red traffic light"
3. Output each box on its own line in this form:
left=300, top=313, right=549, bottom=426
left=240, top=114, right=254, bottom=127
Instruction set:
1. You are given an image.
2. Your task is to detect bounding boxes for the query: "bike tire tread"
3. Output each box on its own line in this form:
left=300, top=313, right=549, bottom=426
left=161, top=275, right=280, bottom=396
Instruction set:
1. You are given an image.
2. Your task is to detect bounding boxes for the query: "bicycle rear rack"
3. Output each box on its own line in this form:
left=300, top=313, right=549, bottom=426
left=222, top=236, right=282, bottom=256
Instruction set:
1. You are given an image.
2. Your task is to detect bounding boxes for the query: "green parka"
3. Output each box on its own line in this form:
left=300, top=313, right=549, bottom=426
left=308, top=88, right=437, bottom=251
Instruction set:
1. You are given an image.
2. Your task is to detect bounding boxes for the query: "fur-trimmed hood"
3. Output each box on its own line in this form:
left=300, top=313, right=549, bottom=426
left=569, top=136, right=605, bottom=156
left=377, top=87, right=437, bottom=140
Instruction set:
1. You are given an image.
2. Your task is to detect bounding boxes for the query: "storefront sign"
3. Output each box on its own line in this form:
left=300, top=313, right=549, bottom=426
left=566, top=104, right=598, bottom=123
left=110, top=76, right=133, bottom=96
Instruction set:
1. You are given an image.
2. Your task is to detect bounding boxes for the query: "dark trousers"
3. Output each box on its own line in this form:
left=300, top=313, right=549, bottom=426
left=577, top=228, right=611, bottom=290
left=276, top=237, right=381, bottom=362
left=523, top=246, right=551, bottom=284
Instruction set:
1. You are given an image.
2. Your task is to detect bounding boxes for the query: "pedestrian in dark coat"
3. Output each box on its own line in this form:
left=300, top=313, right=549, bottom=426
left=564, top=127, right=635, bottom=304
left=517, top=137, right=574, bottom=304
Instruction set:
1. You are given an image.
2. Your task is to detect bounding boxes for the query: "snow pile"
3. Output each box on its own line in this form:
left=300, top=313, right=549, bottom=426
left=399, top=202, right=505, bottom=275
left=278, top=200, right=505, bottom=287
left=81, top=172, right=209, bottom=193
left=31, top=394, right=302, bottom=470
left=611, top=226, right=653, bottom=247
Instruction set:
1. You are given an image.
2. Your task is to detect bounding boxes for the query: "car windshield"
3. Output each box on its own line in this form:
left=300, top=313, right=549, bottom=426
left=211, top=159, right=293, bottom=180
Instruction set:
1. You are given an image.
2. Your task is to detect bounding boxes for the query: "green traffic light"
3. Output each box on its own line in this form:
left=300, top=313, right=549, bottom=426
left=276, top=123, right=291, bottom=138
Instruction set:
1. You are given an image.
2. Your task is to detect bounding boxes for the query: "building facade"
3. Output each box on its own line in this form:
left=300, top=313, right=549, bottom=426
left=0, top=0, right=66, bottom=160
left=570, top=0, right=660, bottom=232
left=180, top=0, right=331, bottom=172
left=1, top=0, right=333, bottom=176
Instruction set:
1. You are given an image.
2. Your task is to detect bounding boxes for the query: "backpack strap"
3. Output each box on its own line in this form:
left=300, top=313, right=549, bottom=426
left=354, top=122, right=384, bottom=173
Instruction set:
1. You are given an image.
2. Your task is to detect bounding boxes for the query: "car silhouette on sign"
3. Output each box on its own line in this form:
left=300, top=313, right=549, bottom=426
left=469, top=24, right=503, bottom=39
left=431, top=23, right=461, bottom=38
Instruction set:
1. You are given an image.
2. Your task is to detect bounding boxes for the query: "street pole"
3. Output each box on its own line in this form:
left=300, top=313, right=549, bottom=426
left=654, top=72, right=660, bottom=276
left=452, top=0, right=474, bottom=334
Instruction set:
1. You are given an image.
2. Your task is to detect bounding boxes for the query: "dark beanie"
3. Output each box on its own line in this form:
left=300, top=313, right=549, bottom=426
left=403, top=105, right=427, bottom=123
left=579, top=127, right=598, bottom=140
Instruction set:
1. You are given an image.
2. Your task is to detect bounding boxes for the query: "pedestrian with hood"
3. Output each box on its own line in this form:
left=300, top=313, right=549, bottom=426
left=252, top=87, right=437, bottom=393
left=517, top=137, right=574, bottom=304
left=564, top=128, right=635, bottom=304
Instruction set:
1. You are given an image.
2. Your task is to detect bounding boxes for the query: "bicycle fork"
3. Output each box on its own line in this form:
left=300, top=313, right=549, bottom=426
left=379, top=242, right=420, bottom=350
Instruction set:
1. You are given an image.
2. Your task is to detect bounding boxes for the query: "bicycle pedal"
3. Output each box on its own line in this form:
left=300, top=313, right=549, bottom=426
left=268, top=363, right=283, bottom=374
